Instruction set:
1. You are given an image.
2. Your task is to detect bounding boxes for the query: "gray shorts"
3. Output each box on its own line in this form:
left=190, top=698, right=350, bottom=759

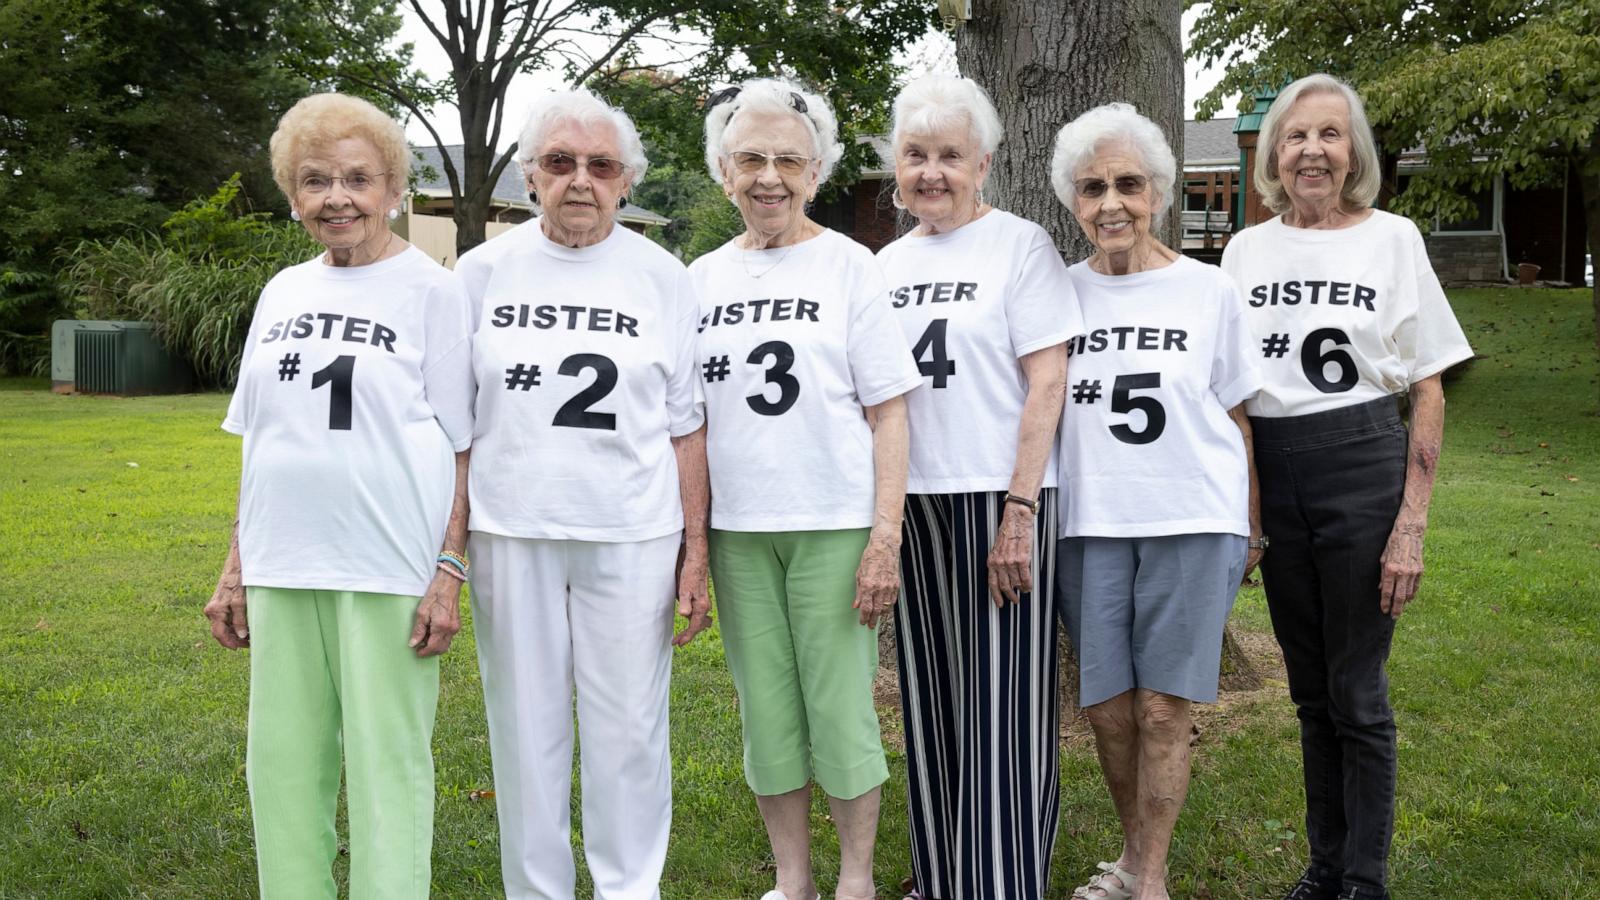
left=1055, top=533, right=1247, bottom=707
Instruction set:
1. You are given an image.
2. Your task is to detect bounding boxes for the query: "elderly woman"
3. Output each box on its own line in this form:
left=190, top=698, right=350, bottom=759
left=688, top=77, right=920, bottom=900
left=1221, top=74, right=1472, bottom=900
left=455, top=87, right=710, bottom=900
left=1047, top=103, right=1264, bottom=900
left=204, top=92, right=474, bottom=898
left=874, top=74, right=1082, bottom=900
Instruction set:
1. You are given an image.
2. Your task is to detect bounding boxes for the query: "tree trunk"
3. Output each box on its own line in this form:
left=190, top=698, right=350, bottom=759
left=954, top=0, right=1184, bottom=263
left=1579, top=139, right=1600, bottom=404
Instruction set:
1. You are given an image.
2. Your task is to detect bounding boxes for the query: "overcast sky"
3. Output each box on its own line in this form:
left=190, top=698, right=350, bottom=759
left=399, top=7, right=1237, bottom=149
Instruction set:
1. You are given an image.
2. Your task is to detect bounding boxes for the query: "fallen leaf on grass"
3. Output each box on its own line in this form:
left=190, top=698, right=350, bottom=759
left=34, top=618, right=50, bottom=631
left=1564, top=475, right=1580, bottom=482
left=126, top=461, right=139, bottom=468
left=1539, top=442, right=1550, bottom=448
left=468, top=789, right=496, bottom=801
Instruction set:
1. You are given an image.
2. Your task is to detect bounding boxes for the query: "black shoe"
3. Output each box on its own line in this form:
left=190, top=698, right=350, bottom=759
left=1283, top=869, right=1341, bottom=900
left=1336, top=888, right=1389, bottom=900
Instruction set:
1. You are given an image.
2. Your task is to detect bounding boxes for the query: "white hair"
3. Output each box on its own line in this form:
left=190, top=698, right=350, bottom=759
left=1255, top=73, right=1383, bottom=215
left=1050, top=102, right=1178, bottom=228
left=515, top=87, right=649, bottom=187
left=891, top=74, right=1003, bottom=156
left=702, top=77, right=844, bottom=186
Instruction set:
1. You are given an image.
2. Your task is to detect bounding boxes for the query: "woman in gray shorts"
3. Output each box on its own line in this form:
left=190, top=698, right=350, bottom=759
left=1046, top=103, right=1266, bottom=900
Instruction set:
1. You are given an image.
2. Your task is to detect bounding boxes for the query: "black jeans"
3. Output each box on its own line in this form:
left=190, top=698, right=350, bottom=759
left=1251, top=397, right=1407, bottom=898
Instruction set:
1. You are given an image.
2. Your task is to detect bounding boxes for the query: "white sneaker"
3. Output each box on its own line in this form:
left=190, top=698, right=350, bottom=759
left=759, top=892, right=821, bottom=900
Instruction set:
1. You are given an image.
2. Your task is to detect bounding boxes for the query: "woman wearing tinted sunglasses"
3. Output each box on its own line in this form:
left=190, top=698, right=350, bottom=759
left=455, top=87, right=711, bottom=900
left=1047, top=104, right=1265, bottom=900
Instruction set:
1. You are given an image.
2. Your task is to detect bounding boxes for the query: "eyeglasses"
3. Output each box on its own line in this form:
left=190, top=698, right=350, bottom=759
left=1074, top=175, right=1149, bottom=199
left=536, top=153, right=628, bottom=180
left=729, top=151, right=813, bottom=176
left=298, top=172, right=388, bottom=194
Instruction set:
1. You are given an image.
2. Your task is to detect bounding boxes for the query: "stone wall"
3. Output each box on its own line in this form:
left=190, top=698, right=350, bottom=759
left=1424, top=233, right=1504, bottom=283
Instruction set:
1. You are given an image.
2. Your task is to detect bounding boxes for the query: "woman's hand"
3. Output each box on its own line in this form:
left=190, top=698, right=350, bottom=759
left=1379, top=518, right=1425, bottom=619
left=987, top=504, right=1035, bottom=606
left=853, top=529, right=901, bottom=628
left=672, top=542, right=714, bottom=647
left=204, top=573, right=250, bottom=649
left=1244, top=542, right=1265, bottom=583
left=410, top=571, right=463, bottom=657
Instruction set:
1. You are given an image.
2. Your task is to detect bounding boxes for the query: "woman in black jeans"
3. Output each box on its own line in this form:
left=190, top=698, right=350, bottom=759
left=1221, top=73, right=1473, bottom=900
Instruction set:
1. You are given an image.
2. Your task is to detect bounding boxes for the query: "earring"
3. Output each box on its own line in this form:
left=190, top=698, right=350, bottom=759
left=528, top=190, right=538, bottom=205
left=891, top=186, right=906, bottom=210
left=290, top=210, right=302, bottom=222
left=618, top=196, right=629, bottom=209
left=386, top=208, right=400, bottom=221
left=976, top=188, right=986, bottom=210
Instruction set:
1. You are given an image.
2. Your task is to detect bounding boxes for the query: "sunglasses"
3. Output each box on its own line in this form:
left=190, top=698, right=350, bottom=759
left=536, top=153, right=627, bottom=180
left=729, top=151, right=813, bottom=176
left=704, top=85, right=809, bottom=116
left=1074, top=175, right=1149, bottom=199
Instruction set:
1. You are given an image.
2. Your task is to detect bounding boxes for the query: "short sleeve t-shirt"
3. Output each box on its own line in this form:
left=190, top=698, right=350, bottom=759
left=1221, top=209, right=1474, bottom=417
left=876, top=210, right=1085, bottom=494
left=458, top=219, right=705, bottom=543
left=222, top=246, right=475, bottom=597
left=689, top=228, right=923, bottom=532
left=1057, top=255, right=1262, bottom=538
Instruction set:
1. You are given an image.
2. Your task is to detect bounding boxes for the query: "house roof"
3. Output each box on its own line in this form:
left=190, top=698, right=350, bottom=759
left=1184, top=117, right=1238, bottom=165
left=410, top=144, right=672, bottom=227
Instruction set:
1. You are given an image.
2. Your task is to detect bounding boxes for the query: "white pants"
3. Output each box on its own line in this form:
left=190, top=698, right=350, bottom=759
left=468, top=531, right=679, bottom=900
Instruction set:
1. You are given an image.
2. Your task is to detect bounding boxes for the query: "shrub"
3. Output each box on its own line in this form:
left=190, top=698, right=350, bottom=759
left=62, top=175, right=317, bottom=388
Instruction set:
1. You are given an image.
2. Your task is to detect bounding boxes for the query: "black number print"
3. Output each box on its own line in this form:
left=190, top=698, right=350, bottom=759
left=1108, top=372, right=1166, bottom=445
left=1300, top=327, right=1358, bottom=393
left=310, top=355, right=355, bottom=431
left=745, top=340, right=800, bottom=416
left=912, top=318, right=956, bottom=388
left=552, top=353, right=618, bottom=430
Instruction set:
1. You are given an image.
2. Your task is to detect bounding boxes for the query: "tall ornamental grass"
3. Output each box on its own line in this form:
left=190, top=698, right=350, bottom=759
left=62, top=175, right=317, bottom=388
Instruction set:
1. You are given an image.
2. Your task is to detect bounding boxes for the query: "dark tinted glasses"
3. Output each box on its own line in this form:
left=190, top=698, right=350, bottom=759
left=1074, top=175, right=1149, bottom=199
left=537, top=153, right=627, bottom=180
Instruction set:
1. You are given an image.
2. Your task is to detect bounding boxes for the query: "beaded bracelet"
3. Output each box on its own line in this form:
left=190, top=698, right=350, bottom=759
left=436, top=560, right=468, bottom=582
left=437, top=551, right=469, bottom=577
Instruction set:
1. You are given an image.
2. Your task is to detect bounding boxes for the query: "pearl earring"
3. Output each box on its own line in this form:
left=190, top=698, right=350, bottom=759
left=290, top=210, right=302, bottom=222
left=387, top=208, right=400, bottom=221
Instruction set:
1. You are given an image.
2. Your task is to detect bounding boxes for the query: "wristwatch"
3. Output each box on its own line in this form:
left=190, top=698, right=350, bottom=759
left=1248, top=535, right=1270, bottom=551
left=1003, top=493, right=1040, bottom=514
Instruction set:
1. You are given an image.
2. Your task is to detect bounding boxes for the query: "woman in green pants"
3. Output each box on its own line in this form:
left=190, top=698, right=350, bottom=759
left=203, top=92, right=475, bottom=899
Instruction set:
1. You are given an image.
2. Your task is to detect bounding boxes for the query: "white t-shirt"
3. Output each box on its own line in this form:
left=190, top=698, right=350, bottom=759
left=223, top=246, right=475, bottom=597
left=1057, top=256, right=1262, bottom=538
left=689, top=228, right=923, bottom=531
left=458, top=219, right=704, bottom=542
left=1221, top=209, right=1474, bottom=417
left=876, top=210, right=1085, bottom=494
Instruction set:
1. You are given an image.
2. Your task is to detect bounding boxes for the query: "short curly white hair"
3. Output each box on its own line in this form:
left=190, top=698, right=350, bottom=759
left=891, top=74, right=1003, bottom=156
left=702, top=77, right=843, bottom=186
left=1050, top=103, right=1178, bottom=228
left=515, top=87, right=649, bottom=187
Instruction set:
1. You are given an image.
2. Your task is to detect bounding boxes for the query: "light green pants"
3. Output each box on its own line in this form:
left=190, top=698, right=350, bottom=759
left=245, top=587, right=440, bottom=900
left=709, top=528, right=888, bottom=800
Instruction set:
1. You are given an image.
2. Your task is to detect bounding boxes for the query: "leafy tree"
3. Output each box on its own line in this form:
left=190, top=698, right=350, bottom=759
left=0, top=0, right=410, bottom=374
left=317, top=0, right=937, bottom=256
left=1188, top=0, right=1600, bottom=356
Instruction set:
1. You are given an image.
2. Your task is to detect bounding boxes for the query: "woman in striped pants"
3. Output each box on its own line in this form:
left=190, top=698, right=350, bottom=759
left=875, top=74, right=1084, bottom=900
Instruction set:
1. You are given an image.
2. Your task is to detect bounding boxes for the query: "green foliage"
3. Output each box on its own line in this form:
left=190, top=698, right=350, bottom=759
left=1186, top=0, right=1600, bottom=222
left=680, top=182, right=748, bottom=264
left=62, top=178, right=318, bottom=388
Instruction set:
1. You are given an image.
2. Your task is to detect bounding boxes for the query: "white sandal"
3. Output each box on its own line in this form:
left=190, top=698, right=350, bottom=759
left=1071, top=861, right=1138, bottom=900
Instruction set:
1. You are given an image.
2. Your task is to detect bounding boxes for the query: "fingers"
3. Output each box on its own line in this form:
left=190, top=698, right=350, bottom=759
left=408, top=606, right=431, bottom=650
left=205, top=590, right=249, bottom=649
left=230, top=595, right=250, bottom=642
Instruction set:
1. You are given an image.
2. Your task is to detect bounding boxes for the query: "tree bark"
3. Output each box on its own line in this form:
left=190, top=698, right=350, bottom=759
left=954, top=0, right=1184, bottom=262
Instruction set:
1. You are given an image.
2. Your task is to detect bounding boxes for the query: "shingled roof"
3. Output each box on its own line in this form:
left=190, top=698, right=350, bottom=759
left=410, top=144, right=671, bottom=227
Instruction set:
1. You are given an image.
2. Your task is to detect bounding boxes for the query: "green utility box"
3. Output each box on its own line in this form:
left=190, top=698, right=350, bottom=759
left=51, top=320, right=196, bottom=395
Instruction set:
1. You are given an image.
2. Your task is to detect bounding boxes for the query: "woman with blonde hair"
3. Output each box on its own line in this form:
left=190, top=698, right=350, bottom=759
left=206, top=91, right=475, bottom=898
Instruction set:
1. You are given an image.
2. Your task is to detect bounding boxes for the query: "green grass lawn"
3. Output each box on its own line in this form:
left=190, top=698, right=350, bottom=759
left=2, top=287, right=1597, bottom=898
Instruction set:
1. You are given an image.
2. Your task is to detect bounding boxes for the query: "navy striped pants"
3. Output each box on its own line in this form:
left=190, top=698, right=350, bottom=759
left=895, top=490, right=1062, bottom=900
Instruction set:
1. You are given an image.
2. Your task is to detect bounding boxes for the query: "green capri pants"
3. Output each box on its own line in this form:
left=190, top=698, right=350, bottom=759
left=245, top=587, right=439, bottom=900
left=709, top=528, right=889, bottom=800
